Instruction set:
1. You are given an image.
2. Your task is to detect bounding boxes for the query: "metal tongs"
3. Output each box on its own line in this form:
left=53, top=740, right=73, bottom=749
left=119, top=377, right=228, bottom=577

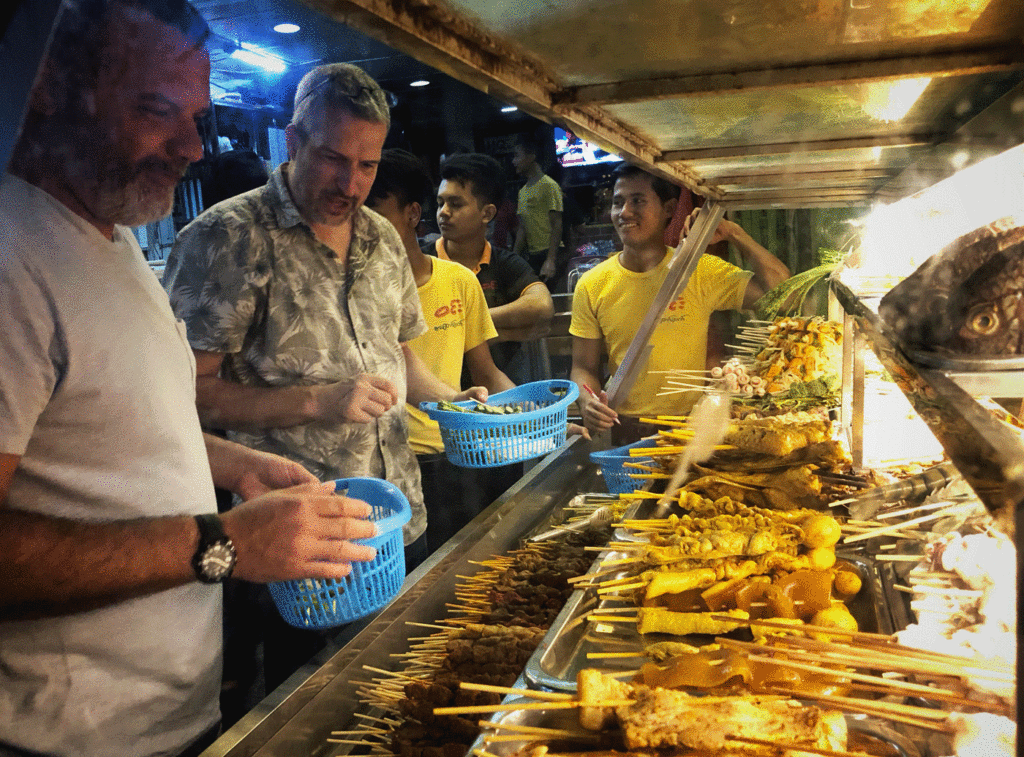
left=528, top=504, right=616, bottom=543
left=832, top=461, right=961, bottom=520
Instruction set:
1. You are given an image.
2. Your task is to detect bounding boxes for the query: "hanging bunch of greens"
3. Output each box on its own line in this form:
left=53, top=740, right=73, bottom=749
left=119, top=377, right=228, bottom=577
left=753, top=248, right=847, bottom=322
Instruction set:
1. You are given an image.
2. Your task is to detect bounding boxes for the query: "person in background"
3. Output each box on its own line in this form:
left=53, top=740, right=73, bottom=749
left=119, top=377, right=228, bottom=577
left=571, top=164, right=790, bottom=444
left=429, top=153, right=554, bottom=385
left=0, top=2, right=378, bottom=755
left=164, top=63, right=483, bottom=689
left=512, top=132, right=564, bottom=287
left=366, top=149, right=519, bottom=552
left=201, top=149, right=270, bottom=208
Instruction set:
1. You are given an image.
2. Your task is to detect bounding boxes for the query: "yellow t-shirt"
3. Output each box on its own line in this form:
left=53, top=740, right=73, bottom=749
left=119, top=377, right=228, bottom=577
left=517, top=174, right=563, bottom=254
left=407, top=257, right=499, bottom=454
left=569, top=248, right=752, bottom=417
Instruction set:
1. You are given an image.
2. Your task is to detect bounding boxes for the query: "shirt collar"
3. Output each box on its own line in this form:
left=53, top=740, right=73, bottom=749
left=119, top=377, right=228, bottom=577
left=434, top=238, right=491, bottom=274
left=267, top=162, right=375, bottom=244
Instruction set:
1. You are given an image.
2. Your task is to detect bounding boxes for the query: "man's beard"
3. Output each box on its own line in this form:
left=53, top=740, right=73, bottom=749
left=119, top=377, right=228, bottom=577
left=36, top=116, right=189, bottom=228
left=309, top=189, right=359, bottom=227
left=89, top=153, right=189, bottom=228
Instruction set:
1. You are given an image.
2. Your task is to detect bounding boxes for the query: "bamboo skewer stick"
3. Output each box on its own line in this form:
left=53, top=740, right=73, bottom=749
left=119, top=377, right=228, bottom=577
left=708, top=614, right=894, bottom=643
left=433, top=699, right=634, bottom=715
left=842, top=504, right=972, bottom=544
left=768, top=688, right=953, bottom=732
left=724, top=735, right=873, bottom=757
left=458, top=682, right=572, bottom=701
left=894, top=584, right=983, bottom=597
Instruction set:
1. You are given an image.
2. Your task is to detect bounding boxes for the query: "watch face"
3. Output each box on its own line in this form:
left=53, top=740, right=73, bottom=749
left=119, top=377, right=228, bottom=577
left=199, top=542, right=236, bottom=581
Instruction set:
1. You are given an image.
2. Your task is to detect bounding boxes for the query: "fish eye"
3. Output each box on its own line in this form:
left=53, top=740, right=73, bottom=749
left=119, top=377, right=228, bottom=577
left=967, top=304, right=1000, bottom=335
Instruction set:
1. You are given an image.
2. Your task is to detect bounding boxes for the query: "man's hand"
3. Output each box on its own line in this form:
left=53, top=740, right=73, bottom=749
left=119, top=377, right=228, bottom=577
left=232, top=448, right=320, bottom=501
left=315, top=374, right=399, bottom=423
left=539, top=256, right=556, bottom=281
left=454, top=386, right=488, bottom=404
left=683, top=207, right=737, bottom=246
left=580, top=387, right=618, bottom=434
left=566, top=422, right=591, bottom=440
left=222, top=480, right=379, bottom=583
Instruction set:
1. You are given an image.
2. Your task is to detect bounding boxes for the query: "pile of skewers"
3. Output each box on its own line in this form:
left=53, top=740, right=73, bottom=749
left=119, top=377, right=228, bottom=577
left=610, top=413, right=866, bottom=510
left=657, top=316, right=844, bottom=414
left=335, top=526, right=612, bottom=757
left=434, top=634, right=1013, bottom=757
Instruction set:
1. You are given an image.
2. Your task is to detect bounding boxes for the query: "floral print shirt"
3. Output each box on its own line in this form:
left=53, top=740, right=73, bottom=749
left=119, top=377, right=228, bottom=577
left=165, top=165, right=428, bottom=543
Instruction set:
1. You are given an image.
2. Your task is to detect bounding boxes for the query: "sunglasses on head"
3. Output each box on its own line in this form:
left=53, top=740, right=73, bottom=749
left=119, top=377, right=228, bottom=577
left=296, top=74, right=397, bottom=111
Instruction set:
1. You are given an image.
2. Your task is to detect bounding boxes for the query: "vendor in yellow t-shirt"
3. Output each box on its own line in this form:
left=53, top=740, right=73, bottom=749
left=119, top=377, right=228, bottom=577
left=367, top=149, right=517, bottom=553
left=570, top=164, right=791, bottom=443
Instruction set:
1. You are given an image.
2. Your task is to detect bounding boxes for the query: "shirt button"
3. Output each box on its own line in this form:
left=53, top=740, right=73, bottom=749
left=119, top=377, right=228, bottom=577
left=381, top=439, right=387, bottom=446
left=362, top=342, right=368, bottom=348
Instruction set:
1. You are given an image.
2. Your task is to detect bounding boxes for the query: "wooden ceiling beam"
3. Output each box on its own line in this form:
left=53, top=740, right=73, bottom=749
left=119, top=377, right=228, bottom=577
left=555, top=46, right=1024, bottom=106
left=710, top=168, right=893, bottom=186
left=659, top=135, right=933, bottom=161
left=306, top=0, right=715, bottom=196
left=723, top=190, right=876, bottom=203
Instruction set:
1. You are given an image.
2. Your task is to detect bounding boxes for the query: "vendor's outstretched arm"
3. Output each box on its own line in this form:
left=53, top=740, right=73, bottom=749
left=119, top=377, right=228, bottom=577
left=683, top=209, right=791, bottom=308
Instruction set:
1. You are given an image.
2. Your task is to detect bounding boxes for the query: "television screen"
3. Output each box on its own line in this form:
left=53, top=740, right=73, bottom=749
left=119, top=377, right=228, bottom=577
left=554, top=127, right=622, bottom=167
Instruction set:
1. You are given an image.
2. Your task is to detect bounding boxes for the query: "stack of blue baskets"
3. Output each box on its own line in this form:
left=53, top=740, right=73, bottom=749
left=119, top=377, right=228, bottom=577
left=268, top=477, right=411, bottom=629
left=589, top=438, right=655, bottom=495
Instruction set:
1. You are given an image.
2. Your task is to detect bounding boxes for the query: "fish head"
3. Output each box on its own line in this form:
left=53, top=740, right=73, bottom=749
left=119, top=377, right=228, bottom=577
left=879, top=217, right=1024, bottom=356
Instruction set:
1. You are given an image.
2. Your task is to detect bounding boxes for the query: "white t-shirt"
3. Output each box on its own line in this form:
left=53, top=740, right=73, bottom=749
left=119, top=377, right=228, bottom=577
left=0, top=174, right=221, bottom=757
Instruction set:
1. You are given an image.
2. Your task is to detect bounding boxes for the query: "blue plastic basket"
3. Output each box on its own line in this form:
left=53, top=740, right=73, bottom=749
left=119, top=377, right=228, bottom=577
left=420, top=380, right=579, bottom=468
left=589, top=438, right=656, bottom=494
left=268, top=477, right=411, bottom=629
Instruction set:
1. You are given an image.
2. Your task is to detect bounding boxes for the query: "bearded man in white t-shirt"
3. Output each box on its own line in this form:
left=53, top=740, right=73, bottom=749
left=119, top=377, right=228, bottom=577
left=0, top=2, right=378, bottom=755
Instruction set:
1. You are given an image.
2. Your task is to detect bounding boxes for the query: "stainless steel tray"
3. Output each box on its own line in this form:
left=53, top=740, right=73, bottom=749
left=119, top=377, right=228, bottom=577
left=470, top=697, right=922, bottom=757
left=524, top=551, right=892, bottom=693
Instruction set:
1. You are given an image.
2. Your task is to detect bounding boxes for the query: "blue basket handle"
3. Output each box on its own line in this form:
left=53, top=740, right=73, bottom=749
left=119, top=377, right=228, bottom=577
left=331, top=477, right=411, bottom=536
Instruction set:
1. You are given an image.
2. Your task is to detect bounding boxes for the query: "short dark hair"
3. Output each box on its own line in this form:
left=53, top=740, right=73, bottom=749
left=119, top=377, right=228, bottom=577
left=203, top=150, right=268, bottom=207
left=368, top=148, right=433, bottom=209
left=612, top=163, right=681, bottom=204
left=439, top=153, right=505, bottom=207
left=515, top=132, right=543, bottom=158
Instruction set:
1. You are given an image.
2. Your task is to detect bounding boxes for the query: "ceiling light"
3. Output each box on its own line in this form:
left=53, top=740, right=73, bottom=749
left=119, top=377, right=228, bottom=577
left=273, top=23, right=300, bottom=33
left=410, top=80, right=430, bottom=87
left=501, top=106, right=518, bottom=113
left=862, top=77, right=931, bottom=123
left=230, top=42, right=286, bottom=74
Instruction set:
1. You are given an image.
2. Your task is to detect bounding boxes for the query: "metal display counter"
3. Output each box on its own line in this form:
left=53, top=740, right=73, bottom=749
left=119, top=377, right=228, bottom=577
left=201, top=436, right=600, bottom=757
left=205, top=284, right=1024, bottom=757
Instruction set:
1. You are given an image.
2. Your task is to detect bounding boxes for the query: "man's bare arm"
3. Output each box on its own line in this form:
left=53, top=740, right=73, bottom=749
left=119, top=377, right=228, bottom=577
left=465, top=343, right=516, bottom=394
left=0, top=450, right=376, bottom=620
left=683, top=209, right=790, bottom=310
left=539, top=210, right=562, bottom=281
left=193, top=350, right=399, bottom=430
left=571, top=336, right=618, bottom=433
left=512, top=215, right=527, bottom=257
left=403, top=345, right=486, bottom=406
left=489, top=283, right=554, bottom=341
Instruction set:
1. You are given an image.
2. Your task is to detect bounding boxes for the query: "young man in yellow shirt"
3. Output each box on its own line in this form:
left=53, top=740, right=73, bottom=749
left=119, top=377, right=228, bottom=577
left=367, top=149, right=516, bottom=553
left=571, top=164, right=790, bottom=443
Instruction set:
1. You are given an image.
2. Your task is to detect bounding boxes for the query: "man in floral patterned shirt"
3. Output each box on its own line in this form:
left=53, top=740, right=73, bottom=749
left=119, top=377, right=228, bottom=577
left=165, top=64, right=482, bottom=578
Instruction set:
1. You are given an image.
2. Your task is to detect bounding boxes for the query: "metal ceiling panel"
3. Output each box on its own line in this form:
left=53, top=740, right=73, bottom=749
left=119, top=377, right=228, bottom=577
left=296, top=0, right=1024, bottom=206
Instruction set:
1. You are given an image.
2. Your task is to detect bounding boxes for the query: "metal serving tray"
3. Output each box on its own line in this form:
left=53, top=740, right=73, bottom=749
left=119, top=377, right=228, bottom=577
left=470, top=697, right=921, bottom=757
left=524, top=551, right=892, bottom=693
